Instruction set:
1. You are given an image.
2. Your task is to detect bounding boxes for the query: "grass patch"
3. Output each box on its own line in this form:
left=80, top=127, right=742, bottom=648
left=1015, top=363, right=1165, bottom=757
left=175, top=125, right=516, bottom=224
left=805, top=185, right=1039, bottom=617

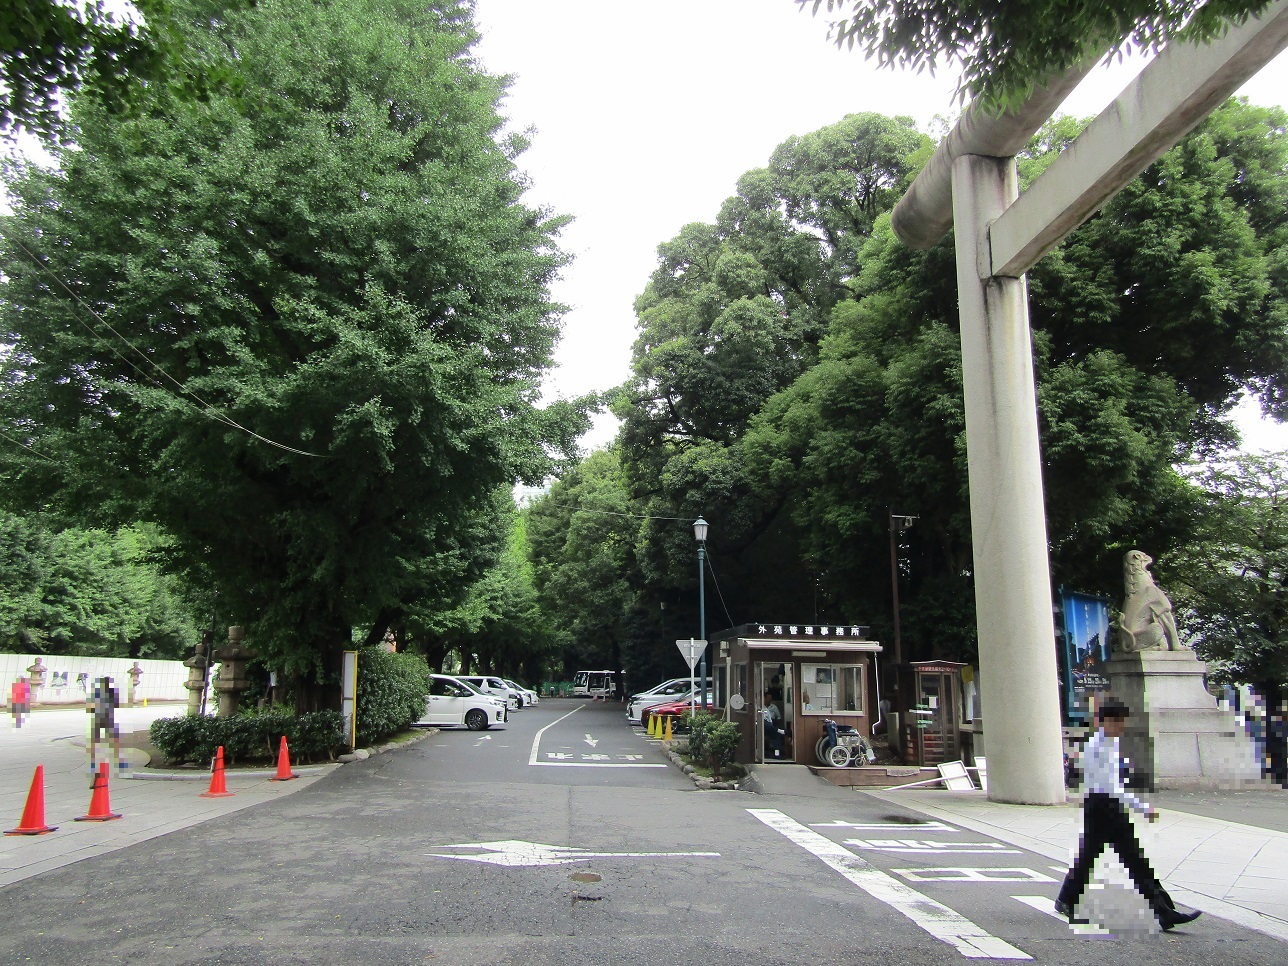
left=376, top=728, right=424, bottom=746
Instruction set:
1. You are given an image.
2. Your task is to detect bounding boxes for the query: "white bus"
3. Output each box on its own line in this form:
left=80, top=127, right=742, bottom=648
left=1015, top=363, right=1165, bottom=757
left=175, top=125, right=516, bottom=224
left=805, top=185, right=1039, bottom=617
left=572, top=669, right=617, bottom=698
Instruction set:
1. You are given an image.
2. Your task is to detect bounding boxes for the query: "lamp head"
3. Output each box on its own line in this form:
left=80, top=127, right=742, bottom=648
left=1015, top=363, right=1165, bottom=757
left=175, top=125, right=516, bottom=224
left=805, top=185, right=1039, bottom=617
left=693, top=516, right=709, bottom=543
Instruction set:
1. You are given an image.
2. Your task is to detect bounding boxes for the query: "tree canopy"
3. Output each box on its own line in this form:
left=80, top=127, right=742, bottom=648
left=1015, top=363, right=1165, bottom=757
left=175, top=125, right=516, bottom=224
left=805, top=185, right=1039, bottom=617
left=1169, top=452, right=1288, bottom=695
left=800, top=1, right=1277, bottom=112
left=0, top=0, right=587, bottom=696
left=538, top=99, right=1288, bottom=685
left=0, top=0, right=252, bottom=144
left=0, top=513, right=199, bottom=658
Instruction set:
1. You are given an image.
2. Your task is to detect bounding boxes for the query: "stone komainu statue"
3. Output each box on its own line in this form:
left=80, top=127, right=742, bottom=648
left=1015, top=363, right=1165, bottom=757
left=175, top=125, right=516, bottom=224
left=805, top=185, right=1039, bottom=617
left=1117, top=550, right=1182, bottom=652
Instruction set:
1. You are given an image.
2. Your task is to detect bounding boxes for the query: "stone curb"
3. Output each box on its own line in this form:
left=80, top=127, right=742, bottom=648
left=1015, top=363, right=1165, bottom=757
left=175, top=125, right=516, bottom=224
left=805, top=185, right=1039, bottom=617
left=337, top=727, right=437, bottom=762
left=127, top=763, right=338, bottom=781
left=660, top=740, right=745, bottom=791
left=129, top=727, right=438, bottom=779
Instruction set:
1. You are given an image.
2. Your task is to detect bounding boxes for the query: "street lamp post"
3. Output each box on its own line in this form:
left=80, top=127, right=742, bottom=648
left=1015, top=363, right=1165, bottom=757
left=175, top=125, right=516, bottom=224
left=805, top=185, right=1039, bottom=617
left=693, top=516, right=708, bottom=707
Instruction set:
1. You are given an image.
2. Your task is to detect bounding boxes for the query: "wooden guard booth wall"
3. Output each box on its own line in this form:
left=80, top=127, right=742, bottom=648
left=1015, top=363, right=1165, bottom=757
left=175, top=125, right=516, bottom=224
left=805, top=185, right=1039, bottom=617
left=711, top=624, right=882, bottom=766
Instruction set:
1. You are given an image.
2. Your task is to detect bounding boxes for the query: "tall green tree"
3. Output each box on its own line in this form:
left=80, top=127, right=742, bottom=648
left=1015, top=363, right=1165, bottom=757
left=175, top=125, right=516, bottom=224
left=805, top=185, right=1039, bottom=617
left=410, top=492, right=556, bottom=683
left=613, top=114, right=932, bottom=648
left=0, top=513, right=199, bottom=658
left=526, top=449, right=638, bottom=679
left=0, top=0, right=585, bottom=701
left=743, top=99, right=1288, bottom=661
left=1167, top=452, right=1288, bottom=695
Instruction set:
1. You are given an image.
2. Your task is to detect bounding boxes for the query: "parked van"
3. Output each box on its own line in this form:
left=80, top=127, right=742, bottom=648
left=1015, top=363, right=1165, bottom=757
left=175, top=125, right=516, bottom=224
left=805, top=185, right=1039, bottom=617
left=417, top=674, right=508, bottom=730
left=458, top=675, right=521, bottom=711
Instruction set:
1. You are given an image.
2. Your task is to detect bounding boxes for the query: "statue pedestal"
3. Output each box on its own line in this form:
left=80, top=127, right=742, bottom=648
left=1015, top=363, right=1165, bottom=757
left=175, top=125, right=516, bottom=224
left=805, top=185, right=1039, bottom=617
left=1107, top=650, right=1258, bottom=789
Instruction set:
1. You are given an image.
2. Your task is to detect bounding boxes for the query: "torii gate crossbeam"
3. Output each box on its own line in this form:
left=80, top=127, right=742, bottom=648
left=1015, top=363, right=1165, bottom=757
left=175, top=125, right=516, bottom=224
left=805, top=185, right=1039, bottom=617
left=890, top=0, right=1288, bottom=804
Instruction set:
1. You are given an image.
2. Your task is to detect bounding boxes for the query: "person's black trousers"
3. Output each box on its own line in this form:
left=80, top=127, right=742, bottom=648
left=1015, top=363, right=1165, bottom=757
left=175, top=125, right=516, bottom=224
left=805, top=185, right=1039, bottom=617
left=1057, top=792, right=1174, bottom=914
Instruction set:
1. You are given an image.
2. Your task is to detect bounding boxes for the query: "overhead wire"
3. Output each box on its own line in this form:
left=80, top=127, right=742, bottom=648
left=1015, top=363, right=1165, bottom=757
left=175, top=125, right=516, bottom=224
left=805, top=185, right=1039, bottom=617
left=546, top=501, right=691, bottom=522
left=0, top=229, right=326, bottom=458
left=703, top=548, right=736, bottom=630
left=0, top=427, right=66, bottom=466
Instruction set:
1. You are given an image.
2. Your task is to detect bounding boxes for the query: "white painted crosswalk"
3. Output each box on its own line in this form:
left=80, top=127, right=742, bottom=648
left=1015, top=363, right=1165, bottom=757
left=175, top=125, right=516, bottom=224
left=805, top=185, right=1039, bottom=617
left=844, top=838, right=1022, bottom=854
left=748, top=808, right=1032, bottom=960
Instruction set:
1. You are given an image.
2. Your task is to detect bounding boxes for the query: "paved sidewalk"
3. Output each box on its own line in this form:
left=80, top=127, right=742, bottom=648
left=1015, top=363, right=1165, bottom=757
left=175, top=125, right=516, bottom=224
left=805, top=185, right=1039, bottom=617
left=1, top=706, right=336, bottom=888
left=865, top=784, right=1288, bottom=944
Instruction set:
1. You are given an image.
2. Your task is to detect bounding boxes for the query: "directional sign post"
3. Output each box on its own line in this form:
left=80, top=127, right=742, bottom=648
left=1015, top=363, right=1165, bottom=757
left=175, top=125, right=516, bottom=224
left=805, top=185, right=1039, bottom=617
left=676, top=638, right=707, bottom=717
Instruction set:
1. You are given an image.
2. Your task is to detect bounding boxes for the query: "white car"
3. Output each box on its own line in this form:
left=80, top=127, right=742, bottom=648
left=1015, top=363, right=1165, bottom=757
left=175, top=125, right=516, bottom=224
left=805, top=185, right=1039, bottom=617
left=458, top=675, right=522, bottom=711
left=418, top=674, right=508, bottom=730
left=504, top=679, right=538, bottom=707
left=628, top=680, right=702, bottom=725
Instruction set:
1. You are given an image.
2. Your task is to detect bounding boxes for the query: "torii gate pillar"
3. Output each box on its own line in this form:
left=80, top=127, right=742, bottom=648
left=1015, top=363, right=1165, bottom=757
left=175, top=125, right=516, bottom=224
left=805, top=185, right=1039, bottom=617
left=951, top=154, right=1066, bottom=804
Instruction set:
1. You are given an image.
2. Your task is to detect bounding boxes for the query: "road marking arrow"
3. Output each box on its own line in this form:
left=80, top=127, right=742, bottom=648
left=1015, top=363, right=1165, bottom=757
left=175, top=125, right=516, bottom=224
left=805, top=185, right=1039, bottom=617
left=584, top=734, right=598, bottom=748
left=427, top=840, right=721, bottom=867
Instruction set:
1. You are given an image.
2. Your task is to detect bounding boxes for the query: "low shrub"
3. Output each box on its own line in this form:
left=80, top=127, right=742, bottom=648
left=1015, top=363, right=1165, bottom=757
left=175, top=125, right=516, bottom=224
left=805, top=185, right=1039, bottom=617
left=704, top=720, right=740, bottom=778
left=150, top=709, right=345, bottom=766
left=683, top=711, right=718, bottom=758
left=355, top=647, right=432, bottom=746
left=149, top=714, right=219, bottom=766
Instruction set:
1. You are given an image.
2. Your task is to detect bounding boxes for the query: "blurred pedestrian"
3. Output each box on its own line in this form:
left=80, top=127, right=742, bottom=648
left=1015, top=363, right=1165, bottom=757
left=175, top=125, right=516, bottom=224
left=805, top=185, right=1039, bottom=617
left=1055, top=697, right=1201, bottom=931
left=10, top=675, right=30, bottom=728
left=87, top=676, right=124, bottom=777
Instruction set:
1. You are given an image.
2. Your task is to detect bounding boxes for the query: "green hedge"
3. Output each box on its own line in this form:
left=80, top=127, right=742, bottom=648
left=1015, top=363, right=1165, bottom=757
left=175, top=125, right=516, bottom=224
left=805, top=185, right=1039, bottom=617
left=355, top=647, right=431, bottom=746
left=150, top=709, right=345, bottom=766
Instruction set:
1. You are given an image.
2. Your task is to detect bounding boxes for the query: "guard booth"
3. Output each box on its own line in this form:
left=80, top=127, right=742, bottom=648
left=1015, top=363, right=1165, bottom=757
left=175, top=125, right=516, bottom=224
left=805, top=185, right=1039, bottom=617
left=710, top=623, right=882, bottom=766
left=894, top=661, right=967, bottom=766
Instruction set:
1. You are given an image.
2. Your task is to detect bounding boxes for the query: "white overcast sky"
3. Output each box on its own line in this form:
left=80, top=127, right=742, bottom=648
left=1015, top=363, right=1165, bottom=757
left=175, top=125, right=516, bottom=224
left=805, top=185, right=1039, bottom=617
left=471, top=0, right=1288, bottom=453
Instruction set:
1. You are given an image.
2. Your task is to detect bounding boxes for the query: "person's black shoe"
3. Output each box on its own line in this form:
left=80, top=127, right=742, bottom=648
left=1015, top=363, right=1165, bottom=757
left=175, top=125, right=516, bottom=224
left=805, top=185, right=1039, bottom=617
left=1054, top=899, right=1088, bottom=924
left=1159, top=908, right=1202, bottom=930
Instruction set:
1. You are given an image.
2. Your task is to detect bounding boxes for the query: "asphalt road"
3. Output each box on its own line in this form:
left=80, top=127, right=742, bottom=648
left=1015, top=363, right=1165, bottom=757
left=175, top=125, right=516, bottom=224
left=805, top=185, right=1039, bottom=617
left=1, top=698, right=1284, bottom=965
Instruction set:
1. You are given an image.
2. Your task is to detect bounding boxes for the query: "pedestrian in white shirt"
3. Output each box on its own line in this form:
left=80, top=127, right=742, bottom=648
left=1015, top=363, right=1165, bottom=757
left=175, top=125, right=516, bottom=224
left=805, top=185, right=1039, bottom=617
left=1055, top=697, right=1201, bottom=930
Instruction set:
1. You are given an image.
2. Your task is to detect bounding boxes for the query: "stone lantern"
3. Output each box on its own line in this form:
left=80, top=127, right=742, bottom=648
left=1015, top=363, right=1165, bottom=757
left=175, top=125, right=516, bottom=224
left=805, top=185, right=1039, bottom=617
left=212, top=626, right=256, bottom=718
left=183, top=632, right=212, bottom=715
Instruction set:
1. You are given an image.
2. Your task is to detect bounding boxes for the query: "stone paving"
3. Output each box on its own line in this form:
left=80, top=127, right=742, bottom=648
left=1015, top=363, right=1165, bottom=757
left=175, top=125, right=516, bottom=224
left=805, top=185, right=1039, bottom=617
left=0, top=705, right=335, bottom=887
left=865, top=784, right=1288, bottom=944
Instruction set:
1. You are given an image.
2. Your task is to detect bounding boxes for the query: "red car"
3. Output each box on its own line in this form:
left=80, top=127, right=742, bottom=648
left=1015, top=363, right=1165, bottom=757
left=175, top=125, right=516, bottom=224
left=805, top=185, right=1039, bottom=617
left=642, top=698, right=717, bottom=731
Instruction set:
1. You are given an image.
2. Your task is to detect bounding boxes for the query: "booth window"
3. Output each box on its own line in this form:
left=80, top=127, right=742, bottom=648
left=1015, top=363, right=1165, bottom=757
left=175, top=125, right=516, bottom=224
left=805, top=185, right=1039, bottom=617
left=800, top=663, right=865, bottom=715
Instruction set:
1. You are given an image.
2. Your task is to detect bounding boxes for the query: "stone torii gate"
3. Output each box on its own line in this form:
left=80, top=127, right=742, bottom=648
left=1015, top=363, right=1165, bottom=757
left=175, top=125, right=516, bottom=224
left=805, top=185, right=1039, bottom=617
left=890, top=1, right=1288, bottom=805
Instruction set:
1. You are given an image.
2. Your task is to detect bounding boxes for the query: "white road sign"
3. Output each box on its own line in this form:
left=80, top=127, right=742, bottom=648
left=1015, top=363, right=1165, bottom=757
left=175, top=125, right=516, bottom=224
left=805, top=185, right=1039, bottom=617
left=675, top=638, right=707, bottom=671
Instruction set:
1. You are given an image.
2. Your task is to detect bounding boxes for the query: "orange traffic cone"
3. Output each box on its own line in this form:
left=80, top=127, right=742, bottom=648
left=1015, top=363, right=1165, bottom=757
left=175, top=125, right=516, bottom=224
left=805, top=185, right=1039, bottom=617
left=5, top=765, right=58, bottom=835
left=75, top=762, right=122, bottom=822
left=269, top=736, right=298, bottom=781
left=200, top=746, right=235, bottom=798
